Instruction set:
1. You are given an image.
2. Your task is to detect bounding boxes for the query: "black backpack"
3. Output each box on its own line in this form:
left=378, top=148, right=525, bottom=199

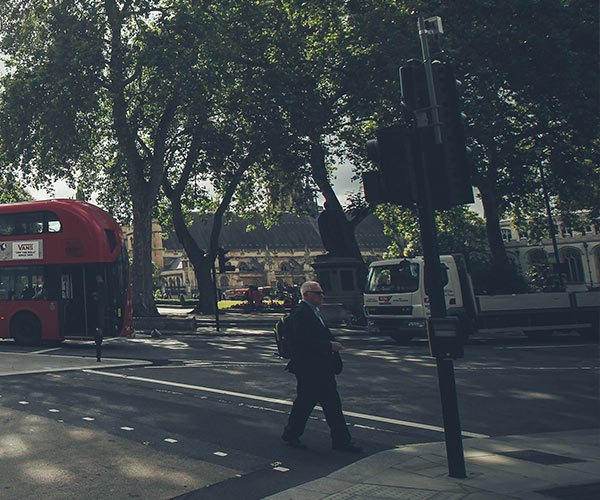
left=274, top=313, right=293, bottom=359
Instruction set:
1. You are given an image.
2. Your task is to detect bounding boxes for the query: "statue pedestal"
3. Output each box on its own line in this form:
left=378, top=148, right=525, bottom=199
left=311, top=255, right=365, bottom=325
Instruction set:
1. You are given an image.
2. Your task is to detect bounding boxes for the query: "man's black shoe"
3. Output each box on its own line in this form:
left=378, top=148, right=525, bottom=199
left=282, top=434, right=307, bottom=449
left=332, top=442, right=363, bottom=453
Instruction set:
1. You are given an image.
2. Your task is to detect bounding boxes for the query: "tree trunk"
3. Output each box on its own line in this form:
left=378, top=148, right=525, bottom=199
left=193, top=257, right=215, bottom=315
left=130, top=197, right=159, bottom=316
left=167, top=185, right=216, bottom=315
left=163, top=157, right=248, bottom=315
left=478, top=181, right=526, bottom=293
left=106, top=0, right=174, bottom=317
left=478, top=183, right=509, bottom=272
left=309, top=138, right=364, bottom=262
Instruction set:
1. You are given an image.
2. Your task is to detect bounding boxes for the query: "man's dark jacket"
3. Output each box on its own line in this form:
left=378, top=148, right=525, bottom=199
left=287, top=301, right=339, bottom=376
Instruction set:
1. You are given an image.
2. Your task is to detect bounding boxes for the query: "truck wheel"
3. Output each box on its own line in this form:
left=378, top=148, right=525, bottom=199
left=11, top=313, right=42, bottom=346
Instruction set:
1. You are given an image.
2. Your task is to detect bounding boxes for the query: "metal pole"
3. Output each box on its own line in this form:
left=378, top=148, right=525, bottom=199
left=583, top=242, right=593, bottom=288
left=418, top=17, right=442, bottom=144
left=211, top=261, right=220, bottom=332
left=414, top=18, right=466, bottom=479
left=413, top=124, right=466, bottom=479
left=539, top=161, right=562, bottom=285
left=436, top=358, right=466, bottom=477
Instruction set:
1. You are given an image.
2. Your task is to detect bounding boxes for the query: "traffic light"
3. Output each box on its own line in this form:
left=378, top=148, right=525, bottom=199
left=217, top=248, right=235, bottom=273
left=399, top=60, right=473, bottom=210
left=430, top=62, right=473, bottom=208
left=362, top=123, right=418, bottom=207
left=399, top=59, right=430, bottom=126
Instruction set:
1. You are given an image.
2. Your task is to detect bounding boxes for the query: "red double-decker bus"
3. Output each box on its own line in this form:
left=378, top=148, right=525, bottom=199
left=0, top=199, right=133, bottom=345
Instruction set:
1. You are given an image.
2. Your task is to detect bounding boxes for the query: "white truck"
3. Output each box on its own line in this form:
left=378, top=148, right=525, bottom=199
left=364, top=255, right=600, bottom=342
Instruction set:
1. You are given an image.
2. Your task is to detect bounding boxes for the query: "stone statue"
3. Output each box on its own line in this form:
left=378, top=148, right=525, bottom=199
left=317, top=202, right=347, bottom=257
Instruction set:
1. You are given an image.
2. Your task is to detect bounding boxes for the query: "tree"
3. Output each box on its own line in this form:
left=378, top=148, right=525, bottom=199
left=0, top=1, right=226, bottom=315
left=156, top=1, right=314, bottom=314
left=404, top=0, right=599, bottom=285
left=255, top=0, right=414, bottom=263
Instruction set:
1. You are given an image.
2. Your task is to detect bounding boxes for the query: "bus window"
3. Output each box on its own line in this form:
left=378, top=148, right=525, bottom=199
left=47, top=212, right=62, bottom=233
left=15, top=212, right=43, bottom=235
left=0, top=214, right=15, bottom=236
left=61, top=273, right=73, bottom=299
left=0, top=211, right=61, bottom=236
left=0, top=266, right=45, bottom=301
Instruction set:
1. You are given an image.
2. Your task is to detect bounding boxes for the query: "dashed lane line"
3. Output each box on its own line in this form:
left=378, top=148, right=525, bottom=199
left=83, top=369, right=489, bottom=439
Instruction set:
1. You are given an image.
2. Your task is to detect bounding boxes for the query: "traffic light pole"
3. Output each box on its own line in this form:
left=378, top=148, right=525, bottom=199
left=413, top=124, right=466, bottom=479
left=414, top=17, right=466, bottom=479
left=211, top=260, right=220, bottom=332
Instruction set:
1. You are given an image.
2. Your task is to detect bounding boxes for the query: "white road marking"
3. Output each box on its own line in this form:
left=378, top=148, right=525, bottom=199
left=213, top=451, right=228, bottom=457
left=164, top=438, right=178, bottom=443
left=120, top=426, right=134, bottom=431
left=273, top=466, right=290, bottom=472
left=83, top=370, right=489, bottom=439
left=18, top=401, right=29, bottom=405
left=30, top=347, right=62, bottom=354
left=48, top=409, right=60, bottom=413
left=456, top=366, right=597, bottom=371
left=495, top=344, right=589, bottom=349
left=82, top=417, right=95, bottom=421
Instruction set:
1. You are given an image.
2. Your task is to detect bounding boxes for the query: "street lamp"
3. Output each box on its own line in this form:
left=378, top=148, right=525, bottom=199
left=534, top=147, right=563, bottom=288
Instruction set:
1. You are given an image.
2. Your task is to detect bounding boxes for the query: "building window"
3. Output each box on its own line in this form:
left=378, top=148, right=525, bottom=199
left=501, top=228, right=512, bottom=242
left=562, top=248, right=584, bottom=283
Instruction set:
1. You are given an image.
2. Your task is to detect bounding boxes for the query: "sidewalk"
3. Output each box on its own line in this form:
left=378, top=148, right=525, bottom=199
left=264, top=429, right=599, bottom=500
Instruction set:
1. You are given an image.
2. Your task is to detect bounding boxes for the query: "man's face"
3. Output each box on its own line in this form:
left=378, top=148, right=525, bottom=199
left=303, top=284, right=325, bottom=307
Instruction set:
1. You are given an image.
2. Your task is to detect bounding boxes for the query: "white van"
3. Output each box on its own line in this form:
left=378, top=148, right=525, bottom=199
left=363, top=255, right=475, bottom=342
left=364, top=254, right=599, bottom=342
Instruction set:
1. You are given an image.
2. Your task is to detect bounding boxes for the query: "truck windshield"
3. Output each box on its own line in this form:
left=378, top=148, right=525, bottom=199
left=366, top=261, right=420, bottom=293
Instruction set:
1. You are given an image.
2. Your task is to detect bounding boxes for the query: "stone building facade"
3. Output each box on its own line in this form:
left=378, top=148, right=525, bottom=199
left=501, top=220, right=600, bottom=291
left=124, top=214, right=391, bottom=297
left=123, top=216, right=600, bottom=297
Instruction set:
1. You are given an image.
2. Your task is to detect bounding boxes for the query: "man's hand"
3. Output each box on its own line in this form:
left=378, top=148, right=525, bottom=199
left=331, top=341, right=343, bottom=352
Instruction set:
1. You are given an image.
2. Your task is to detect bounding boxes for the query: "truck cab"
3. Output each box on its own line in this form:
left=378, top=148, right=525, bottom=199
left=363, top=255, right=475, bottom=342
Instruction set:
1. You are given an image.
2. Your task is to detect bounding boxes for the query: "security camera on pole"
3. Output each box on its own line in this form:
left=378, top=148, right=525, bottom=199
left=363, top=16, right=473, bottom=479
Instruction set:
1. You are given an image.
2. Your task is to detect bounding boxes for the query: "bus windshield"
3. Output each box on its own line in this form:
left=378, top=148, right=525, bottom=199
left=366, top=261, right=420, bottom=293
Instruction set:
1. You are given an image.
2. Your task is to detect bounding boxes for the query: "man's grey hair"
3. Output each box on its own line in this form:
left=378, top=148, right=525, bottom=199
left=301, top=281, right=320, bottom=297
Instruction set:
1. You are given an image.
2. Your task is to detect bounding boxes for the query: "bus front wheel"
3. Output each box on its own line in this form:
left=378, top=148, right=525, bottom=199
left=11, top=313, right=42, bottom=346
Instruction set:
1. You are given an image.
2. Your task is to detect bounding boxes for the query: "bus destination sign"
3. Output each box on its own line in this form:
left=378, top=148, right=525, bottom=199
left=0, top=240, right=44, bottom=261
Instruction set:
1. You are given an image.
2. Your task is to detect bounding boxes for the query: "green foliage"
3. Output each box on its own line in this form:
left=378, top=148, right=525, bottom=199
left=1, top=0, right=597, bottom=305
left=0, top=178, right=33, bottom=204
left=526, top=262, right=565, bottom=293
left=374, top=203, right=529, bottom=293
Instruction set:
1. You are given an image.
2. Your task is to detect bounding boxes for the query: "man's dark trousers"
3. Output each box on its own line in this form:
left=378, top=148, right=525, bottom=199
left=285, top=371, right=351, bottom=446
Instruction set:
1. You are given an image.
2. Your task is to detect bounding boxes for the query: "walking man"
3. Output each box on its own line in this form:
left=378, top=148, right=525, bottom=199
left=282, top=280, right=362, bottom=452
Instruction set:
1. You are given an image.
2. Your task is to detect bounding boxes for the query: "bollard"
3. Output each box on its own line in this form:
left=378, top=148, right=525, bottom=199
left=94, top=327, right=103, bottom=362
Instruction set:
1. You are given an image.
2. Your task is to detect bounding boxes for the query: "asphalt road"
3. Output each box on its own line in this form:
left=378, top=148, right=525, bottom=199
left=0, top=327, right=597, bottom=499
